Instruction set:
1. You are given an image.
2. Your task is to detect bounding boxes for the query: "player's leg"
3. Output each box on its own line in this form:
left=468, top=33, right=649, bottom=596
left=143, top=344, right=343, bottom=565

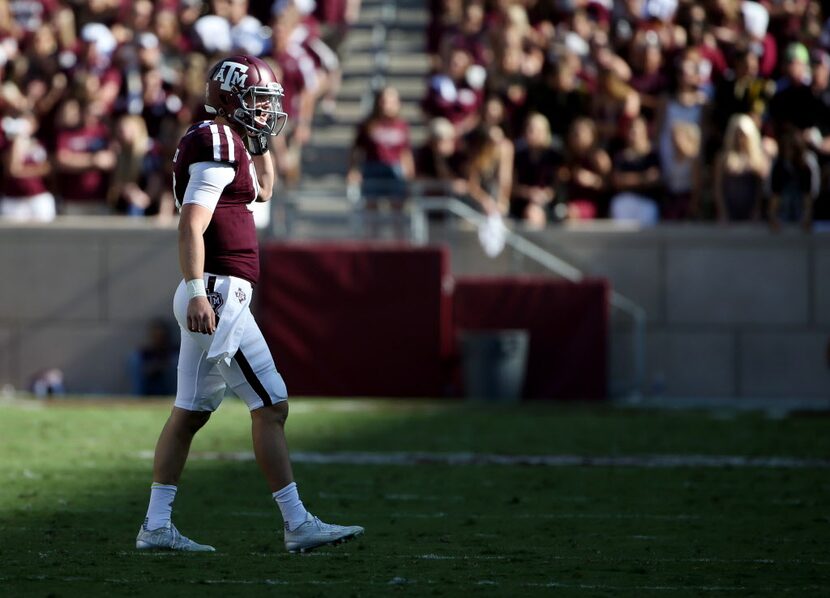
left=218, top=312, right=363, bottom=552
left=151, top=407, right=211, bottom=487
left=137, top=290, right=225, bottom=552
left=250, top=401, right=294, bottom=492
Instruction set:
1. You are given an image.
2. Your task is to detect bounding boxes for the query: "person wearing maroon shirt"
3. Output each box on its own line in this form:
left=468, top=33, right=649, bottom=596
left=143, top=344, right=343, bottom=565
left=136, top=55, right=363, bottom=555
left=271, top=11, right=317, bottom=184
left=422, top=47, right=484, bottom=136
left=347, top=86, right=414, bottom=201
left=310, top=0, right=361, bottom=121
left=53, top=97, right=116, bottom=215
left=0, top=111, right=55, bottom=221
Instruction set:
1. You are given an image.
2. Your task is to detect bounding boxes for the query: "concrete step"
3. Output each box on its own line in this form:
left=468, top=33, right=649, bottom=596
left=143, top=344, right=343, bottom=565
left=320, top=99, right=424, bottom=125
left=345, top=35, right=427, bottom=54
left=340, top=73, right=427, bottom=99
left=341, top=51, right=431, bottom=75
left=355, top=4, right=429, bottom=27
left=339, top=76, right=426, bottom=99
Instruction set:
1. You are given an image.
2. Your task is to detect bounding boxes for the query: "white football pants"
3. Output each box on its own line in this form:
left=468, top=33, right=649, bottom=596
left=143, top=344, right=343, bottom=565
left=172, top=273, right=288, bottom=412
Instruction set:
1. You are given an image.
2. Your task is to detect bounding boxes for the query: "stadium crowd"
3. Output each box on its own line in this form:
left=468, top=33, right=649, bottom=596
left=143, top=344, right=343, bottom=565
left=405, top=0, right=830, bottom=228
left=0, top=0, right=357, bottom=221
left=2, top=0, right=830, bottom=230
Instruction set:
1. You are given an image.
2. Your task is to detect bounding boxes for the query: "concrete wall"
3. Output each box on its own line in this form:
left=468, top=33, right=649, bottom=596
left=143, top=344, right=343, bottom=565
left=0, top=218, right=180, bottom=394
left=2, top=219, right=828, bottom=398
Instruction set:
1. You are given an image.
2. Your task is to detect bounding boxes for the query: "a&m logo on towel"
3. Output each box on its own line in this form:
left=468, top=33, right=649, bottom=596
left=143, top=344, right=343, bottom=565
left=235, top=287, right=247, bottom=303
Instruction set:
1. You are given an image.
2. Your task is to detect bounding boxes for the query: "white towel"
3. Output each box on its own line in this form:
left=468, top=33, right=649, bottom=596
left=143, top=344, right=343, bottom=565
left=206, top=275, right=253, bottom=366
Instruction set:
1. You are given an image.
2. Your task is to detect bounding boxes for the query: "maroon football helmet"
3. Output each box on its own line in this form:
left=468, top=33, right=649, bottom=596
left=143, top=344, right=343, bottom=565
left=205, top=55, right=288, bottom=137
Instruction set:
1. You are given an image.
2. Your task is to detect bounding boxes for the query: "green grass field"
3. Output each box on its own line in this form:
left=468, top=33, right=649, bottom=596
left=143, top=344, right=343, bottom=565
left=1, top=397, right=828, bottom=597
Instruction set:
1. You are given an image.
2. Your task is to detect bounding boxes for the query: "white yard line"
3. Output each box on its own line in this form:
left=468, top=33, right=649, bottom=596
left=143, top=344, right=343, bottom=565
left=133, top=450, right=830, bottom=469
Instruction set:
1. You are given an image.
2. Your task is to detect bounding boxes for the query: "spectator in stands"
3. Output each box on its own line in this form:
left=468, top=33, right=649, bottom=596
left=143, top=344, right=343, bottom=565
left=592, top=60, right=640, bottom=151
left=561, top=117, right=611, bottom=220
left=803, top=49, right=830, bottom=155
left=347, top=86, right=414, bottom=202
left=678, top=2, right=727, bottom=92
left=628, top=29, right=669, bottom=122
left=310, top=0, right=361, bottom=122
left=54, top=96, right=116, bottom=215
left=422, top=47, right=484, bottom=136
left=414, top=116, right=467, bottom=196
left=656, top=48, right=707, bottom=220
left=463, top=123, right=513, bottom=215
left=72, top=23, right=122, bottom=116
left=486, top=41, right=530, bottom=138
left=173, top=52, right=211, bottom=125
left=108, top=114, right=154, bottom=217
left=193, top=0, right=268, bottom=56
left=151, top=9, right=188, bottom=85
left=805, top=49, right=830, bottom=226
left=525, top=53, right=589, bottom=151
left=271, top=7, right=318, bottom=185
left=738, top=0, right=777, bottom=78
left=609, top=115, right=662, bottom=225
left=769, top=42, right=815, bottom=133
left=439, top=0, right=490, bottom=67
left=0, top=111, right=55, bottom=222
left=769, top=124, right=820, bottom=230
left=118, top=0, right=155, bottom=42
left=280, top=0, right=344, bottom=126
left=22, top=24, right=68, bottom=124
left=510, top=112, right=560, bottom=228
left=713, top=113, right=769, bottom=222
left=712, top=46, right=775, bottom=147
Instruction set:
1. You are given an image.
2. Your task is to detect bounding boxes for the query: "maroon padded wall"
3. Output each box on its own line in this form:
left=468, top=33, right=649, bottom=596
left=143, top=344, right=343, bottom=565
left=452, top=277, right=609, bottom=399
left=258, top=243, right=449, bottom=397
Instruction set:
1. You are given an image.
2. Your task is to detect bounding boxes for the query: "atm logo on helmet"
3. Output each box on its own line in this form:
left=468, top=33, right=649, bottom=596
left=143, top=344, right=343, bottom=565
left=213, top=62, right=249, bottom=91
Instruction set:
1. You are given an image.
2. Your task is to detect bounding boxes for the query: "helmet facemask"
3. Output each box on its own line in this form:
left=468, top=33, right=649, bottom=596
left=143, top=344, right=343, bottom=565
left=232, top=83, right=288, bottom=137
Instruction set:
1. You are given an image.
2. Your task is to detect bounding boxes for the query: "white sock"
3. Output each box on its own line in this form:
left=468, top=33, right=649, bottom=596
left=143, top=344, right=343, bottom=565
left=273, top=482, right=309, bottom=531
left=144, top=483, right=177, bottom=530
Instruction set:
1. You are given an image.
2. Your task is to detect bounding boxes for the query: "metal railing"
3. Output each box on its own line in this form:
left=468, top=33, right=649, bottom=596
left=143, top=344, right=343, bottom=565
left=410, top=196, right=647, bottom=398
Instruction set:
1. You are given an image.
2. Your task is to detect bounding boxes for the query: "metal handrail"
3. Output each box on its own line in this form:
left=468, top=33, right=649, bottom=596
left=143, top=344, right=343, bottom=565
left=411, top=196, right=647, bottom=398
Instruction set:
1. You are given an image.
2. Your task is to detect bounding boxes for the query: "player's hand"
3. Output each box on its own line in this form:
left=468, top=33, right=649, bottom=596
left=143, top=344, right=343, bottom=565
left=187, top=296, right=216, bottom=335
left=245, top=132, right=269, bottom=156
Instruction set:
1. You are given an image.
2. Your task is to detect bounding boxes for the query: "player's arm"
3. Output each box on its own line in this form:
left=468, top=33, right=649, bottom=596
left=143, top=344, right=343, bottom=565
left=179, top=204, right=216, bottom=335
left=244, top=128, right=276, bottom=201
left=178, top=162, right=235, bottom=335
left=251, top=150, right=275, bottom=202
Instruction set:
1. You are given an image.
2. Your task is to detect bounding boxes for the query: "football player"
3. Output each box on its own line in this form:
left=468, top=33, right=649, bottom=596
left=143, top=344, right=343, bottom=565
left=136, top=55, right=363, bottom=553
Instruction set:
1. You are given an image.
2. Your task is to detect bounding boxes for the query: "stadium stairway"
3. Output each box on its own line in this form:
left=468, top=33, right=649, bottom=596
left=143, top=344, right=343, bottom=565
left=278, top=0, right=430, bottom=238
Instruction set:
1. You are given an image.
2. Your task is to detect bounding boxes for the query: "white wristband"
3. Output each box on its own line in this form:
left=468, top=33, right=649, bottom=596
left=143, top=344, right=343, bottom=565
left=186, top=278, right=207, bottom=300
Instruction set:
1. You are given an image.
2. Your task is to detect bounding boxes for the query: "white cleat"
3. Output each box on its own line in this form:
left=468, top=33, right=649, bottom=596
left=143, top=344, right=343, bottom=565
left=284, top=513, right=364, bottom=553
left=136, top=522, right=215, bottom=552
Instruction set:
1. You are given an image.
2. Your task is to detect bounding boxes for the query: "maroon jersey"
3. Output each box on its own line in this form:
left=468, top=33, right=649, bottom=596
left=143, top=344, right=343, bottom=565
left=355, top=118, right=410, bottom=165
left=173, top=121, right=261, bottom=285
left=56, top=123, right=111, bottom=202
left=3, top=138, right=49, bottom=197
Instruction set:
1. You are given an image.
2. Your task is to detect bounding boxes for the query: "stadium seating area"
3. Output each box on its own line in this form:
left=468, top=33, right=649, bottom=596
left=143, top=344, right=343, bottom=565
left=351, top=0, right=830, bottom=229
left=2, top=0, right=830, bottom=230
left=0, top=0, right=354, bottom=220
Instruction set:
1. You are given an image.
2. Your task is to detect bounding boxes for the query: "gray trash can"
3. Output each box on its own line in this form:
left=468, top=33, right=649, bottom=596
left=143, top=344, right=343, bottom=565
left=460, top=329, right=529, bottom=402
